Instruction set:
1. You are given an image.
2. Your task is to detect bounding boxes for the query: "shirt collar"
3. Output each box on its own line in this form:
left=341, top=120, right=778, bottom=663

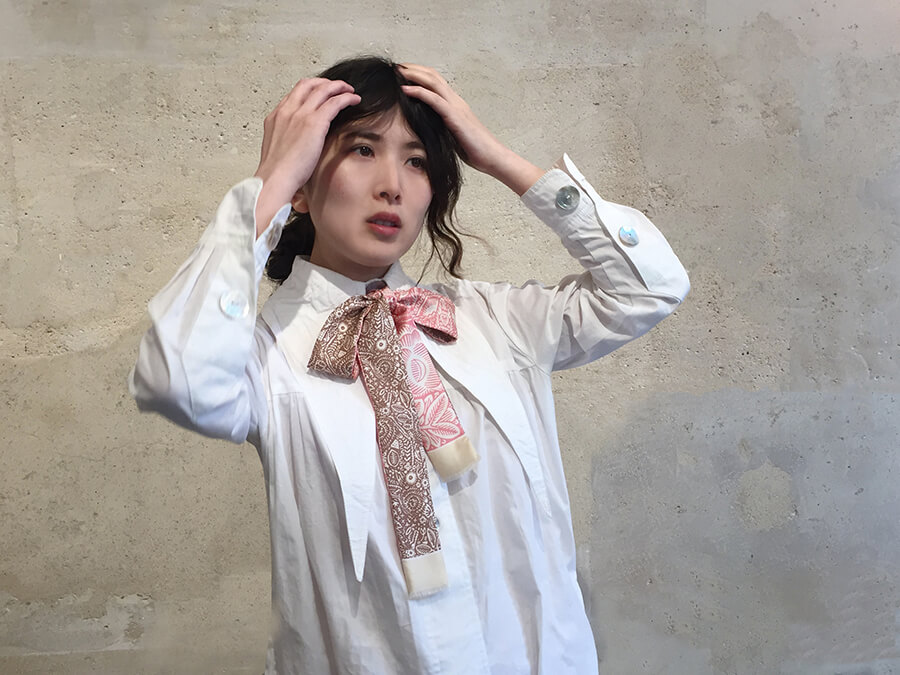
left=276, top=256, right=418, bottom=312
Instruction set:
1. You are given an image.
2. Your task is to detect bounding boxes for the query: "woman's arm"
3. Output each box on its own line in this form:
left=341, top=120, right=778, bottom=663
left=398, top=64, right=544, bottom=196
left=131, top=79, right=361, bottom=441
left=463, top=154, right=690, bottom=372
left=400, top=65, right=688, bottom=370
left=253, top=78, right=361, bottom=237
left=129, top=180, right=284, bottom=444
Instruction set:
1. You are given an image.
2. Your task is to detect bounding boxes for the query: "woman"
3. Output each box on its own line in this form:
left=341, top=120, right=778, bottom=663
left=130, top=55, right=689, bottom=674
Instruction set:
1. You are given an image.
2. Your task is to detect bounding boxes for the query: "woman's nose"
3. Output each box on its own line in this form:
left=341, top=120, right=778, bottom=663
left=376, top=162, right=402, bottom=203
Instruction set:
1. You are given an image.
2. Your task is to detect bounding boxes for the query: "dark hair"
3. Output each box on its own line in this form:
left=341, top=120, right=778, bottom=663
left=265, top=56, right=466, bottom=282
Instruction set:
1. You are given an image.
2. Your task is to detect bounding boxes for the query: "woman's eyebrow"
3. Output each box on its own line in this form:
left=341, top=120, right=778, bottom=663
left=345, top=130, right=426, bottom=152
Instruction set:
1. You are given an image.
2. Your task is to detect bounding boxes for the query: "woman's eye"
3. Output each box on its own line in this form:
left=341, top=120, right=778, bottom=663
left=353, top=145, right=374, bottom=157
left=408, top=156, right=427, bottom=169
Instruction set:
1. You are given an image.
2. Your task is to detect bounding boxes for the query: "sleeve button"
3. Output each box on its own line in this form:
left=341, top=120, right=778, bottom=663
left=555, top=185, right=580, bottom=211
left=618, top=226, right=639, bottom=246
left=219, top=290, right=250, bottom=319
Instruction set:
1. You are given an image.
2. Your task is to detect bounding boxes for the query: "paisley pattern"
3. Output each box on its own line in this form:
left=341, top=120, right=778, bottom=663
left=307, top=287, right=469, bottom=578
left=389, top=295, right=466, bottom=453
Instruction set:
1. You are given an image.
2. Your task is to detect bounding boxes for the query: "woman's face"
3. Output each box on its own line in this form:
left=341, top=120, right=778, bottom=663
left=293, top=107, right=434, bottom=282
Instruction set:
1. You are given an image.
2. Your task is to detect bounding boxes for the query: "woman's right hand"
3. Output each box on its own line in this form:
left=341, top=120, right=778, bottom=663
left=253, top=78, right=360, bottom=238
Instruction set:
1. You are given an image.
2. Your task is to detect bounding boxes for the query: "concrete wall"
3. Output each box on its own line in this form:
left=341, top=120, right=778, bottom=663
left=1, top=1, right=898, bottom=673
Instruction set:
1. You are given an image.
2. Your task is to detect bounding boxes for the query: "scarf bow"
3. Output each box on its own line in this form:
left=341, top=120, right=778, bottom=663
left=308, top=286, right=478, bottom=598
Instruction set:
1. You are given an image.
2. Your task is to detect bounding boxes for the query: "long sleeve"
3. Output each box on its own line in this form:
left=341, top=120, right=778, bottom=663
left=128, top=178, right=289, bottom=444
left=463, top=153, right=690, bottom=373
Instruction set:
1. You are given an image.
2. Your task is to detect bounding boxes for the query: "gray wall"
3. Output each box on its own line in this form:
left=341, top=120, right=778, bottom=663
left=1, top=1, right=898, bottom=673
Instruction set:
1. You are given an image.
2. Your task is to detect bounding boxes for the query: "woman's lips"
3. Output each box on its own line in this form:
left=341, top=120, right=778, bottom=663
left=368, top=212, right=401, bottom=228
left=367, top=212, right=402, bottom=236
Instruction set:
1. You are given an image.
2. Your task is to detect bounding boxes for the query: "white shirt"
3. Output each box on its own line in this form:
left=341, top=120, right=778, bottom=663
left=129, top=155, right=690, bottom=674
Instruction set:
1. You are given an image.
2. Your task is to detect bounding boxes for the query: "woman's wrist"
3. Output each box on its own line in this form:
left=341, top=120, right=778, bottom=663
left=254, top=174, right=294, bottom=239
left=483, top=146, right=544, bottom=196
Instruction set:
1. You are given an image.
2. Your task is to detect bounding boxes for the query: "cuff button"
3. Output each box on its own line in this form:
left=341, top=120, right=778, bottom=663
left=618, top=226, right=639, bottom=246
left=219, top=290, right=250, bottom=319
left=555, top=185, right=580, bottom=211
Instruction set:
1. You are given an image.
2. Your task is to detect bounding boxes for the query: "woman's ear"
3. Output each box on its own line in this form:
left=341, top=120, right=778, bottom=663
left=291, top=186, right=309, bottom=214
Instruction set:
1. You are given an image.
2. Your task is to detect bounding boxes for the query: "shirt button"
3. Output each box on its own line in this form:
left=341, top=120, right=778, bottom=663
left=555, top=185, right=580, bottom=211
left=618, top=226, right=639, bottom=246
left=365, top=279, right=388, bottom=293
left=219, top=290, right=250, bottom=319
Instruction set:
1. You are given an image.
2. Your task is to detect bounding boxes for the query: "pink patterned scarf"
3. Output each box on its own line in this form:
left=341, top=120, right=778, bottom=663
left=308, top=286, right=478, bottom=598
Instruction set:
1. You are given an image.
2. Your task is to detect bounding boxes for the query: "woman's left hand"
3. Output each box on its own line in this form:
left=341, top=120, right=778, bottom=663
left=399, top=64, right=543, bottom=195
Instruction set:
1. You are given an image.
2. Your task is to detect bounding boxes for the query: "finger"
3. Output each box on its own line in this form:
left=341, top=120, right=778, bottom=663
left=398, top=63, right=440, bottom=84
left=273, top=78, right=342, bottom=118
left=398, top=63, right=440, bottom=79
left=400, top=84, right=450, bottom=115
left=283, top=77, right=332, bottom=105
left=273, top=78, right=318, bottom=112
left=398, top=64, right=452, bottom=95
left=302, top=78, right=356, bottom=111
left=318, top=91, right=362, bottom=120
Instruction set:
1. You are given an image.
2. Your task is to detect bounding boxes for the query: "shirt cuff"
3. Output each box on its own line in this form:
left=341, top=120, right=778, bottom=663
left=199, top=177, right=290, bottom=282
left=520, top=155, right=596, bottom=230
left=521, top=153, right=689, bottom=297
left=255, top=201, right=291, bottom=281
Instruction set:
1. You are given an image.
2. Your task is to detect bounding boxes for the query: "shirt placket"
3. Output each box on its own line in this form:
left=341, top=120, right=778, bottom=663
left=406, top=461, right=492, bottom=674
